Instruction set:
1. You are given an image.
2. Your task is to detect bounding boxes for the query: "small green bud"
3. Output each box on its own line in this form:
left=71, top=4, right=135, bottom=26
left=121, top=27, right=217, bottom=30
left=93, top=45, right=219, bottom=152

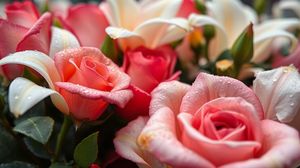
left=254, top=0, right=266, bottom=16
left=195, top=0, right=207, bottom=14
left=231, top=23, right=254, bottom=72
left=101, top=35, right=118, bottom=63
left=203, top=25, right=216, bottom=42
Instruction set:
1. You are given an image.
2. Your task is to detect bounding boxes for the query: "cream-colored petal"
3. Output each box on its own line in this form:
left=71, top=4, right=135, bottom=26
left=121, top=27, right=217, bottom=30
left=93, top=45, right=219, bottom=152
left=207, top=0, right=257, bottom=46
left=134, top=18, right=189, bottom=48
left=188, top=14, right=228, bottom=61
left=106, top=0, right=139, bottom=29
left=141, top=0, right=182, bottom=20
left=252, top=30, right=297, bottom=63
left=105, top=26, right=144, bottom=50
left=0, top=50, right=60, bottom=90
left=9, top=77, right=68, bottom=117
left=49, top=27, right=80, bottom=58
left=253, top=66, right=300, bottom=122
left=273, top=0, right=300, bottom=18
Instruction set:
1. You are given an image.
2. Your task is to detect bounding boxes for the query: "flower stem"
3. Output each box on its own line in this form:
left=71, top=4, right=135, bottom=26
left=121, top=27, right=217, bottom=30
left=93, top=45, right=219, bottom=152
left=52, top=115, right=73, bottom=163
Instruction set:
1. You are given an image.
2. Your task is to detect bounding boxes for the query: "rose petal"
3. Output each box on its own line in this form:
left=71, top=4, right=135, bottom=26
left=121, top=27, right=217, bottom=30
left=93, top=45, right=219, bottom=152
left=16, top=12, right=52, bottom=54
left=220, top=120, right=300, bottom=168
left=49, top=27, right=80, bottom=58
left=253, top=66, right=300, bottom=122
left=114, top=116, right=165, bottom=168
left=61, top=4, right=109, bottom=48
left=181, top=73, right=264, bottom=119
left=55, top=82, right=132, bottom=108
left=0, top=50, right=61, bottom=90
left=9, top=77, right=68, bottom=117
left=5, top=1, right=40, bottom=28
left=138, top=107, right=214, bottom=168
left=150, top=80, right=191, bottom=116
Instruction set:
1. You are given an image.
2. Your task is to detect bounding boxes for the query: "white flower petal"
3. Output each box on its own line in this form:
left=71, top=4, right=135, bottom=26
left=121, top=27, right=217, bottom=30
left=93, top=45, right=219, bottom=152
left=252, top=30, right=298, bottom=63
left=134, top=18, right=189, bottom=48
left=49, top=27, right=80, bottom=58
left=273, top=0, right=300, bottom=18
left=0, top=50, right=60, bottom=90
left=253, top=65, right=300, bottom=122
left=188, top=14, right=228, bottom=61
left=141, top=0, right=182, bottom=20
left=9, top=77, right=68, bottom=117
left=207, top=0, right=257, bottom=46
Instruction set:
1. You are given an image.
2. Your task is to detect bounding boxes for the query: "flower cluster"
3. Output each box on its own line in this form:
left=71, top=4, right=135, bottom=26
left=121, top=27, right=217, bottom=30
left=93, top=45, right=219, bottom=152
left=0, top=0, right=300, bottom=168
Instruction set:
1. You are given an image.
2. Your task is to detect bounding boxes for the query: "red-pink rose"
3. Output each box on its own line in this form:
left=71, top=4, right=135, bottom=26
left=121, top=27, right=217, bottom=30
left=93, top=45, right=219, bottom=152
left=54, top=47, right=132, bottom=120
left=59, top=4, right=109, bottom=48
left=5, top=0, right=40, bottom=28
left=114, top=73, right=300, bottom=167
left=117, top=46, right=179, bottom=120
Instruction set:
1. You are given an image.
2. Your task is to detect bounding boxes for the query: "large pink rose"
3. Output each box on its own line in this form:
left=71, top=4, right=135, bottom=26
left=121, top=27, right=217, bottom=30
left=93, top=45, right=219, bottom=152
left=54, top=47, right=132, bottom=120
left=114, top=73, right=300, bottom=167
left=117, top=46, right=179, bottom=120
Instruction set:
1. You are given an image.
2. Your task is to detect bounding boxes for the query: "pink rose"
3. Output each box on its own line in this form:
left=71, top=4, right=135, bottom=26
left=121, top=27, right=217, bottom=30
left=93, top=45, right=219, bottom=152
left=117, top=46, right=179, bottom=120
left=5, top=0, right=40, bottom=28
left=114, top=73, right=300, bottom=167
left=59, top=4, right=109, bottom=48
left=0, top=1, right=52, bottom=80
left=54, top=47, right=132, bottom=120
left=176, top=0, right=199, bottom=18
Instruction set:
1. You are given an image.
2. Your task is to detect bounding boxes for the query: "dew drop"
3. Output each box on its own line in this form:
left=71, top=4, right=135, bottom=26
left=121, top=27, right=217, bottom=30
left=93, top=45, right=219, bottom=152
left=290, top=103, right=295, bottom=107
left=27, top=96, right=32, bottom=100
left=14, top=96, right=19, bottom=100
left=272, top=78, right=277, bottom=82
left=289, top=95, right=294, bottom=98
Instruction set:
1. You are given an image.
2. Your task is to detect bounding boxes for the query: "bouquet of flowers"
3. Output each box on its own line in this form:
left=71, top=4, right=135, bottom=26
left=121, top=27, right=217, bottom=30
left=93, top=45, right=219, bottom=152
left=1, top=0, right=300, bottom=167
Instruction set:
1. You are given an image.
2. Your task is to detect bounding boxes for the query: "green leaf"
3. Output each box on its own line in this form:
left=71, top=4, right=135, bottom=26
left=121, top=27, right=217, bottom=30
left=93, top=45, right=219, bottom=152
left=49, top=163, right=72, bottom=168
left=0, top=161, right=36, bottom=168
left=0, top=125, right=19, bottom=162
left=23, top=137, right=50, bottom=159
left=14, top=116, right=54, bottom=144
left=74, top=131, right=99, bottom=168
left=101, top=35, right=117, bottom=62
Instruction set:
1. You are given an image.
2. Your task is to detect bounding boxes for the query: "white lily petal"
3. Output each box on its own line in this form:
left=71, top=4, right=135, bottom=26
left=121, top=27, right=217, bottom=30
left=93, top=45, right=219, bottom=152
left=188, top=14, right=228, bottom=61
left=133, top=18, right=189, bottom=48
left=207, top=0, right=257, bottom=46
left=105, top=26, right=144, bottom=50
left=141, top=0, right=182, bottom=20
left=273, top=0, right=300, bottom=18
left=253, top=65, right=300, bottom=122
left=252, top=30, right=297, bottom=63
left=0, top=50, right=60, bottom=90
left=49, top=27, right=80, bottom=58
left=9, top=77, right=68, bottom=117
left=255, top=19, right=300, bottom=37
left=106, top=0, right=139, bottom=29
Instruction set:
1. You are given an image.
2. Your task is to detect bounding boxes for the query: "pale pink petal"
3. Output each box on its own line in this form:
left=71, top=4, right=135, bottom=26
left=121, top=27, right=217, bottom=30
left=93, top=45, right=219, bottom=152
left=220, top=120, right=300, bottom=168
left=272, top=44, right=300, bottom=69
left=0, top=50, right=61, bottom=90
left=181, top=73, right=264, bottom=119
left=55, top=82, right=132, bottom=108
left=5, top=1, right=40, bottom=28
left=138, top=107, right=214, bottom=168
left=62, top=4, right=109, bottom=48
left=150, top=80, right=190, bottom=116
left=178, top=97, right=262, bottom=166
left=49, top=27, right=80, bottom=58
left=114, top=116, right=165, bottom=168
left=253, top=66, right=300, bottom=122
left=9, top=77, right=68, bottom=117
left=16, top=12, right=52, bottom=54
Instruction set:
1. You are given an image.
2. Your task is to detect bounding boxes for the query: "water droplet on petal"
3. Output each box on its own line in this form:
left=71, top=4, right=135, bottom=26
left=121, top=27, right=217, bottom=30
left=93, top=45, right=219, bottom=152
left=14, top=96, right=19, bottom=100
left=27, top=96, right=32, bottom=100
left=273, top=78, right=277, bottom=82
left=290, top=103, right=294, bottom=107
left=289, top=95, right=294, bottom=98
